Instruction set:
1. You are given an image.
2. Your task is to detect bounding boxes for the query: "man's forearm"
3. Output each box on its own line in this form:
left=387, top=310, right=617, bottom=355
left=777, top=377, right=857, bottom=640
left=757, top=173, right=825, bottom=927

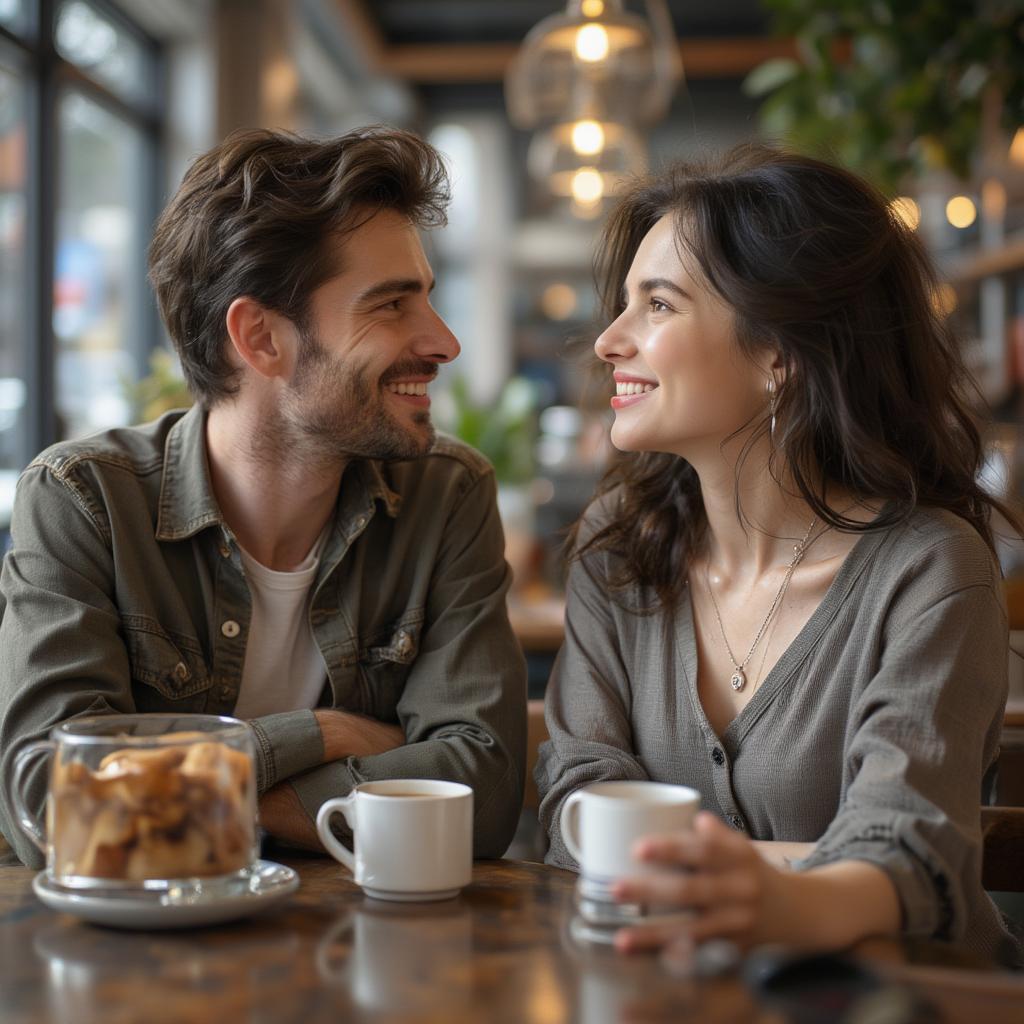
left=256, top=714, right=403, bottom=849
left=313, top=708, right=405, bottom=761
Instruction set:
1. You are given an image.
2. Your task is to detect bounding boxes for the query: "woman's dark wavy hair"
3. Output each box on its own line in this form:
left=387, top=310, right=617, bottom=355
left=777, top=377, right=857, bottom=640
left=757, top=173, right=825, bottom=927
left=148, top=126, right=450, bottom=406
left=575, top=143, right=1021, bottom=607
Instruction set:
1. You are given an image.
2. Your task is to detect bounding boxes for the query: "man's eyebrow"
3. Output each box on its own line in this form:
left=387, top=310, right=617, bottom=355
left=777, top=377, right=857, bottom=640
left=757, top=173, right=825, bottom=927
left=355, top=278, right=435, bottom=305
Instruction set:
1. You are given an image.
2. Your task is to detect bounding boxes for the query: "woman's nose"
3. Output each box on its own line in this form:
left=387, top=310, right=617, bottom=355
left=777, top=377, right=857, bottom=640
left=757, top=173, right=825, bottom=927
left=594, top=312, right=634, bottom=363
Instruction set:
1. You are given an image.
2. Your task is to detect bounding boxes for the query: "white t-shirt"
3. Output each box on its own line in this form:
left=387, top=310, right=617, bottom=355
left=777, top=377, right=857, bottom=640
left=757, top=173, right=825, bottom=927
left=231, top=535, right=328, bottom=719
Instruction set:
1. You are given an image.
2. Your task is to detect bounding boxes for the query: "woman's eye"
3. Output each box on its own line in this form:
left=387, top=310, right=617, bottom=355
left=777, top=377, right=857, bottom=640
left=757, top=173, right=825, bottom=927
left=649, top=298, right=671, bottom=313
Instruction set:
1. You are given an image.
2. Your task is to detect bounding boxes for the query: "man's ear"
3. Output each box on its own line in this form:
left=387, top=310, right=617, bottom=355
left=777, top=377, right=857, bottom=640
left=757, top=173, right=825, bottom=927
left=224, top=297, right=295, bottom=380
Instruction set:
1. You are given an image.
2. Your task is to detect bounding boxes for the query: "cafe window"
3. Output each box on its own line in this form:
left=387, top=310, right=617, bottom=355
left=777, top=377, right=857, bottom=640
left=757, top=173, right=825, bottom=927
left=0, top=0, right=162, bottom=480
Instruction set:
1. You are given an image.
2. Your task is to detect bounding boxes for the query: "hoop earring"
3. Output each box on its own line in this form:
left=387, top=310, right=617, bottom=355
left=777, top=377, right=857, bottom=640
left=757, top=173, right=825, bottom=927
left=766, top=377, right=778, bottom=444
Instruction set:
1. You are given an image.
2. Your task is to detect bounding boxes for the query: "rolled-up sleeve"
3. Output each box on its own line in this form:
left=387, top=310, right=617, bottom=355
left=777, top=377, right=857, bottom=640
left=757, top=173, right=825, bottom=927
left=793, top=581, right=1007, bottom=941
left=288, top=470, right=527, bottom=859
left=537, top=546, right=649, bottom=869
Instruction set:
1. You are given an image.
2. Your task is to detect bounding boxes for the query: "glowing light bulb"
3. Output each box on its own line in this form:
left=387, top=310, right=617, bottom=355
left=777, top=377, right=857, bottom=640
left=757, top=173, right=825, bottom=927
left=540, top=283, right=578, bottom=321
left=575, top=23, right=609, bottom=63
left=581, top=0, right=605, bottom=16
left=571, top=120, right=605, bottom=156
left=890, top=196, right=920, bottom=230
left=945, top=196, right=976, bottom=229
left=571, top=168, right=604, bottom=204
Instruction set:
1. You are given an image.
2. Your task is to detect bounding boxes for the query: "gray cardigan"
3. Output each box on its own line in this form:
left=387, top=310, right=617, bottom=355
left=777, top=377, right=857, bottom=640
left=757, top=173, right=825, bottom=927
left=537, top=505, right=1022, bottom=967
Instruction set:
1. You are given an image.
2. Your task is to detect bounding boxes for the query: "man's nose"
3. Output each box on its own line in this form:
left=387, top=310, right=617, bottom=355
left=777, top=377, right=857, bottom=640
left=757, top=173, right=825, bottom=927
left=414, top=309, right=460, bottom=364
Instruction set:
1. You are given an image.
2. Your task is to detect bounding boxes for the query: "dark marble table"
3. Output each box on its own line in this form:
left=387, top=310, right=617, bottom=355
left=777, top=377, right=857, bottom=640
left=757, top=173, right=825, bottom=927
left=1, top=855, right=1021, bottom=1023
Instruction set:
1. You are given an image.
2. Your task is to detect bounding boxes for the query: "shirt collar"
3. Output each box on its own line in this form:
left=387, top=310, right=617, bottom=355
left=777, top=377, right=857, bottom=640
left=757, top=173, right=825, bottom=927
left=154, top=405, right=403, bottom=542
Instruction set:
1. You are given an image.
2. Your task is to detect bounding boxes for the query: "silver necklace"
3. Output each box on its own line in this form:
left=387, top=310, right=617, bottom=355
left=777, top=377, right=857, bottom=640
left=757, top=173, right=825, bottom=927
left=704, top=517, right=817, bottom=692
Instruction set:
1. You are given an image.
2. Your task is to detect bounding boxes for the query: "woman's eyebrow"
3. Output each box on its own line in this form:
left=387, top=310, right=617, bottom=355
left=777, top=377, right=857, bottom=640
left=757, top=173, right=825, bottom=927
left=619, top=277, right=693, bottom=306
left=638, top=277, right=693, bottom=301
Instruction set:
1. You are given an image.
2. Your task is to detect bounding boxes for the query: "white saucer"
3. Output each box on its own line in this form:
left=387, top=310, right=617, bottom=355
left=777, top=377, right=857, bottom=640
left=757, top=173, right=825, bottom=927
left=32, top=860, right=299, bottom=930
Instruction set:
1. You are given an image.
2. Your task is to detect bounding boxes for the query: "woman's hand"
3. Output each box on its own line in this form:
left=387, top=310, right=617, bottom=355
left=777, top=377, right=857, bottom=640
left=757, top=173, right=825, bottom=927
left=611, top=811, right=901, bottom=955
left=611, top=811, right=789, bottom=953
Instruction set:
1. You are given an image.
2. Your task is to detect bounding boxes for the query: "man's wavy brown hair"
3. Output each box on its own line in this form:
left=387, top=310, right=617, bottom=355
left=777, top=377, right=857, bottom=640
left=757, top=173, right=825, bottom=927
left=148, top=126, right=450, bottom=406
left=574, top=143, right=1020, bottom=607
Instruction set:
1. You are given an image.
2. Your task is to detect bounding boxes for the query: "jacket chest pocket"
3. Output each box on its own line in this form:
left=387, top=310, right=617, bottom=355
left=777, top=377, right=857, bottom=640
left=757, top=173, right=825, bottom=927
left=122, top=615, right=211, bottom=712
left=357, top=614, right=422, bottom=721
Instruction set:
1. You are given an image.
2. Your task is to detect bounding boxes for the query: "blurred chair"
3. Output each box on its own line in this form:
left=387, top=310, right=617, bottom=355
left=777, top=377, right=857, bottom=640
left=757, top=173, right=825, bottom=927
left=505, top=699, right=549, bottom=863
left=981, top=806, right=1024, bottom=893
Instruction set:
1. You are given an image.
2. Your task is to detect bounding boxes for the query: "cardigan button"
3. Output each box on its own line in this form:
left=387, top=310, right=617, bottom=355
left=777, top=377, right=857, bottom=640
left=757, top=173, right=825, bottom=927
left=729, top=815, right=744, bottom=830
left=711, top=747, right=725, bottom=766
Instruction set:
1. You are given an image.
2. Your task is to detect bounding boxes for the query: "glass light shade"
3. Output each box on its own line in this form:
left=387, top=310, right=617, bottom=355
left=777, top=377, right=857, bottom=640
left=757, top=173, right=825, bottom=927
left=505, top=0, right=678, bottom=129
left=528, top=120, right=646, bottom=205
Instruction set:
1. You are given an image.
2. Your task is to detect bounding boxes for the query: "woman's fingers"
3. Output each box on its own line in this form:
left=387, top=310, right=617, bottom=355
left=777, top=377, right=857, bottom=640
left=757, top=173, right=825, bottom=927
left=612, top=866, right=758, bottom=908
left=614, top=904, right=758, bottom=954
left=614, top=915, right=690, bottom=953
left=631, top=812, right=752, bottom=871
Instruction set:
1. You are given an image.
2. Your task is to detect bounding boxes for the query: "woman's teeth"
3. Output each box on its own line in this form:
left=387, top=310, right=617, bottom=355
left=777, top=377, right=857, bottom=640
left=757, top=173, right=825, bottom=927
left=615, top=382, right=657, bottom=396
left=386, top=382, right=428, bottom=396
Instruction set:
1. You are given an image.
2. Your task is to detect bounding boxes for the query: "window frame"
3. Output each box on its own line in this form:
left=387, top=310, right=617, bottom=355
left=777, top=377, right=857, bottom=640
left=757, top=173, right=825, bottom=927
left=0, top=0, right=164, bottom=464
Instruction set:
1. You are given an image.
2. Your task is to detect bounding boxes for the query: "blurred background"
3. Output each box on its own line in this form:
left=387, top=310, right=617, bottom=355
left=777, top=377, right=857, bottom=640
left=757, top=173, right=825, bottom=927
left=2, top=0, right=1024, bottom=695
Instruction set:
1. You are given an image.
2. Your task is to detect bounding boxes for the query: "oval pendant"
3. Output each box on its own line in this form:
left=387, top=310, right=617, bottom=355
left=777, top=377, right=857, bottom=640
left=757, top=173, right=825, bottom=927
left=730, top=670, right=746, bottom=691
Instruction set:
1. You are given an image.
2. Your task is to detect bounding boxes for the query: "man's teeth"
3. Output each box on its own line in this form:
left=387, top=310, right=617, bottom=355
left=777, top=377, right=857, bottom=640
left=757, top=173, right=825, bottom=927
left=386, top=382, right=428, bottom=396
left=615, top=382, right=657, bottom=396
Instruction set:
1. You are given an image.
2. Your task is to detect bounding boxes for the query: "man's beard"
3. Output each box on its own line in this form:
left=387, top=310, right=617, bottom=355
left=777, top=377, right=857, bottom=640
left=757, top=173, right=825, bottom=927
left=271, top=328, right=436, bottom=466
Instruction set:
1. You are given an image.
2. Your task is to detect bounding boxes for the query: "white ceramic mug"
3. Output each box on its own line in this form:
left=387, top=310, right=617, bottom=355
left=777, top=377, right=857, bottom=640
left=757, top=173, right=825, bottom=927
left=560, top=781, right=700, bottom=901
left=315, top=779, right=473, bottom=902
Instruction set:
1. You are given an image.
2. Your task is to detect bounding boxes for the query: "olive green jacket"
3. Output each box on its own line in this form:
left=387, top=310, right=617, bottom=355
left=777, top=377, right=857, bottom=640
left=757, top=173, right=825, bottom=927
left=0, top=406, right=526, bottom=867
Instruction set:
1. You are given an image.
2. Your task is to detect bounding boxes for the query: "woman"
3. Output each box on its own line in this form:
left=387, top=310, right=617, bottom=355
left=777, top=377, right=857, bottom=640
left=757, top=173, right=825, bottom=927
left=536, top=144, right=1023, bottom=968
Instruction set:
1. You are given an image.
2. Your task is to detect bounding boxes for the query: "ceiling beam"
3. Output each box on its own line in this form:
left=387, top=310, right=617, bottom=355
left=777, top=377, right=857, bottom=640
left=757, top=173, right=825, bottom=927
left=377, top=38, right=799, bottom=84
left=334, top=3, right=798, bottom=84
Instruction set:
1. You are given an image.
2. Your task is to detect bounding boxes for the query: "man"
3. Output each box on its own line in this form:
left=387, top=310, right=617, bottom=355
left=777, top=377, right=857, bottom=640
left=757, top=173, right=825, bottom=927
left=0, top=127, right=526, bottom=866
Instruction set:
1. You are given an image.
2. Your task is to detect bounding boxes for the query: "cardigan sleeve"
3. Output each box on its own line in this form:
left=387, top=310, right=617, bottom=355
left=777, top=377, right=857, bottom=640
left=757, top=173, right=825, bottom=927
left=536, top=545, right=650, bottom=869
left=793, top=549, right=1007, bottom=944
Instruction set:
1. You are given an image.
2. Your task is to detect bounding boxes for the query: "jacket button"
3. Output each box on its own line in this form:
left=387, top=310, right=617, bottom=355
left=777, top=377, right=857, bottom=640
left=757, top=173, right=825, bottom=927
left=221, top=620, right=241, bottom=638
left=711, top=747, right=725, bottom=766
left=395, top=630, right=413, bottom=655
left=173, top=661, right=190, bottom=682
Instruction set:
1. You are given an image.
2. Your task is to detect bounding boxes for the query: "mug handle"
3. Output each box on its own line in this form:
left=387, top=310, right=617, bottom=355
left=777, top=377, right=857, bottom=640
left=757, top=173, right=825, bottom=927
left=315, top=912, right=354, bottom=985
left=559, top=791, right=585, bottom=864
left=316, top=795, right=357, bottom=873
left=9, top=740, right=55, bottom=853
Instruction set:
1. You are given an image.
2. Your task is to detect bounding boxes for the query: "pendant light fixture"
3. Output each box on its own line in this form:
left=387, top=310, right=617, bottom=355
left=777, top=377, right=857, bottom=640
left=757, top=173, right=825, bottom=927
left=506, top=0, right=682, bottom=214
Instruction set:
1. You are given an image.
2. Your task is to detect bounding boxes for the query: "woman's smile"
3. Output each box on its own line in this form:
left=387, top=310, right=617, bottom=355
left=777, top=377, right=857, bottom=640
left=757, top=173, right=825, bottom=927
left=611, top=373, right=659, bottom=410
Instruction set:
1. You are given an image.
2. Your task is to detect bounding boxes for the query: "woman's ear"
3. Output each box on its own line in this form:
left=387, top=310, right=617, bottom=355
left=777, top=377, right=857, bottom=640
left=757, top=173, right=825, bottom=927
left=224, top=297, right=296, bottom=380
left=765, top=346, right=789, bottom=390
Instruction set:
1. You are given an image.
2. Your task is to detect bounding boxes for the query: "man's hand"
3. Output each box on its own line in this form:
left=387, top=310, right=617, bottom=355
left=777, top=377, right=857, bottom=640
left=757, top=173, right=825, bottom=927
left=258, top=782, right=322, bottom=850
left=313, top=709, right=405, bottom=761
